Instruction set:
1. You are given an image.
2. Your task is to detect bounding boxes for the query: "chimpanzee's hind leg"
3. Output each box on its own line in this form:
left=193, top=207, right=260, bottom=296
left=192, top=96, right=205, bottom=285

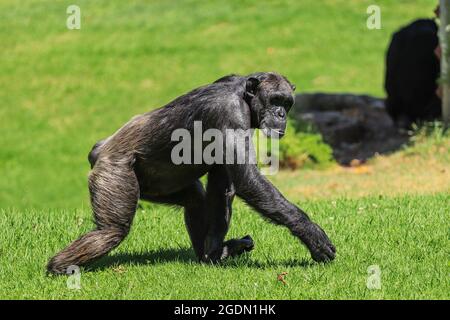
left=142, top=177, right=252, bottom=262
left=142, top=180, right=208, bottom=260
left=181, top=181, right=209, bottom=259
left=47, top=157, right=139, bottom=275
left=202, top=166, right=254, bottom=262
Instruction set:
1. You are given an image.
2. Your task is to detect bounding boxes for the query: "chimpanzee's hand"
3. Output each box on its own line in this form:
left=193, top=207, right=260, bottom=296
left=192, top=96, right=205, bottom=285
left=299, top=222, right=336, bottom=263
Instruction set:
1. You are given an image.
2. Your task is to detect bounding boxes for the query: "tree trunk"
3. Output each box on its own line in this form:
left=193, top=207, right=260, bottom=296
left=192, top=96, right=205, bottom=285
left=440, top=0, right=450, bottom=124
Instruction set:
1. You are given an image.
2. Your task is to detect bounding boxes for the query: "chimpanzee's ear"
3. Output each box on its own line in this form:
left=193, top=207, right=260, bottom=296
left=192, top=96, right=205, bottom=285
left=245, top=77, right=260, bottom=99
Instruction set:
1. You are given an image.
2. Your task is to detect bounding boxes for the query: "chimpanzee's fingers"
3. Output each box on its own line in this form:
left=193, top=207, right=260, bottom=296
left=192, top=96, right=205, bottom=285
left=302, top=222, right=336, bottom=263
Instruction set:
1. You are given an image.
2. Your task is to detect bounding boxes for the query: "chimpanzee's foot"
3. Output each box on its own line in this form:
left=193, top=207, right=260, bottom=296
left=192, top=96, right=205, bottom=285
left=202, top=235, right=254, bottom=262
left=221, top=235, right=254, bottom=259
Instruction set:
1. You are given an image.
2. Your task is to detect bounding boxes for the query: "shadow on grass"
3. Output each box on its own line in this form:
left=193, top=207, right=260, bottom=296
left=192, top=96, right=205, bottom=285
left=88, top=247, right=314, bottom=272
left=88, top=247, right=195, bottom=272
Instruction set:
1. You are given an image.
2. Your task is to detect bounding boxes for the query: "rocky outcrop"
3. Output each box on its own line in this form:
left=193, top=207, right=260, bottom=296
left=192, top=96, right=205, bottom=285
left=291, top=93, right=410, bottom=165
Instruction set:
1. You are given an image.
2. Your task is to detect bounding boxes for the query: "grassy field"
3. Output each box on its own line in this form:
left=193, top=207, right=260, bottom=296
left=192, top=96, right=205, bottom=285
left=1, top=0, right=449, bottom=299
left=1, top=192, right=448, bottom=299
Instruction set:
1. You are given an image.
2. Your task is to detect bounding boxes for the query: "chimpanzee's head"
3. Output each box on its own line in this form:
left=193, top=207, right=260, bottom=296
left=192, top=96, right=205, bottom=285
left=244, top=72, right=296, bottom=138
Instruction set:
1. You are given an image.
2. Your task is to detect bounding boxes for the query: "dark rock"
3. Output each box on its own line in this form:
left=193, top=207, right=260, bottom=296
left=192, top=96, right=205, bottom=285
left=291, top=93, right=410, bottom=165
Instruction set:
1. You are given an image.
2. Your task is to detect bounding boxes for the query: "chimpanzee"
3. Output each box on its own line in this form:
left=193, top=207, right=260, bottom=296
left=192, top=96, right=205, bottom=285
left=47, top=72, right=335, bottom=275
left=385, top=18, right=442, bottom=128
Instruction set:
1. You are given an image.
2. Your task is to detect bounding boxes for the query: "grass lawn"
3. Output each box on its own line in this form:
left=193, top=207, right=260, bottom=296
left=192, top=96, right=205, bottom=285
left=0, top=0, right=448, bottom=299
left=1, top=191, right=448, bottom=299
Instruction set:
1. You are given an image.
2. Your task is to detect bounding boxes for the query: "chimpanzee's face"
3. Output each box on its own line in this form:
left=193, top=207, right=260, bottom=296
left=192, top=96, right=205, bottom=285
left=247, top=74, right=296, bottom=138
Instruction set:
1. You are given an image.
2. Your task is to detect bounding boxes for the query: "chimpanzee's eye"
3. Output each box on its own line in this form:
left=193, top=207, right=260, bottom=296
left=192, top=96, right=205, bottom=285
left=270, top=95, right=293, bottom=108
left=270, top=96, right=286, bottom=106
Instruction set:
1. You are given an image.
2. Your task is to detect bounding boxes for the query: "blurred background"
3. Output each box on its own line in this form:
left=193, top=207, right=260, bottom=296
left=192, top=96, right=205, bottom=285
left=0, top=0, right=443, bottom=208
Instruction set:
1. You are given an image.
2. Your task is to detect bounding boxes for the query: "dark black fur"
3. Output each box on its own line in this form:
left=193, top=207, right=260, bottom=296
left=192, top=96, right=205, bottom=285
left=47, top=72, right=335, bottom=275
left=385, top=19, right=441, bottom=127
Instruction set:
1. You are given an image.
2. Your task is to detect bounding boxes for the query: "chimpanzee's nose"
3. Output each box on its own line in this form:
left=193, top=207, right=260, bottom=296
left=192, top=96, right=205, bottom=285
left=276, top=108, right=286, bottom=119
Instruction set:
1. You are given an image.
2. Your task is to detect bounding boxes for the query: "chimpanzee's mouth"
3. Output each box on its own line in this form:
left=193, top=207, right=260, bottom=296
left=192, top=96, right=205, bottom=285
left=261, top=127, right=285, bottom=139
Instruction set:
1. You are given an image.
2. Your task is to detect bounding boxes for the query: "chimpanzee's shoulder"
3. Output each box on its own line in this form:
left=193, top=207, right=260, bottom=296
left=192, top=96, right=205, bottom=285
left=198, top=76, right=247, bottom=104
left=213, top=74, right=242, bottom=84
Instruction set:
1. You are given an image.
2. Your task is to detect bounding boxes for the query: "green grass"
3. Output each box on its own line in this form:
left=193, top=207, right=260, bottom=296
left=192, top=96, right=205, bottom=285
left=0, top=0, right=448, bottom=300
left=1, top=194, right=448, bottom=299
